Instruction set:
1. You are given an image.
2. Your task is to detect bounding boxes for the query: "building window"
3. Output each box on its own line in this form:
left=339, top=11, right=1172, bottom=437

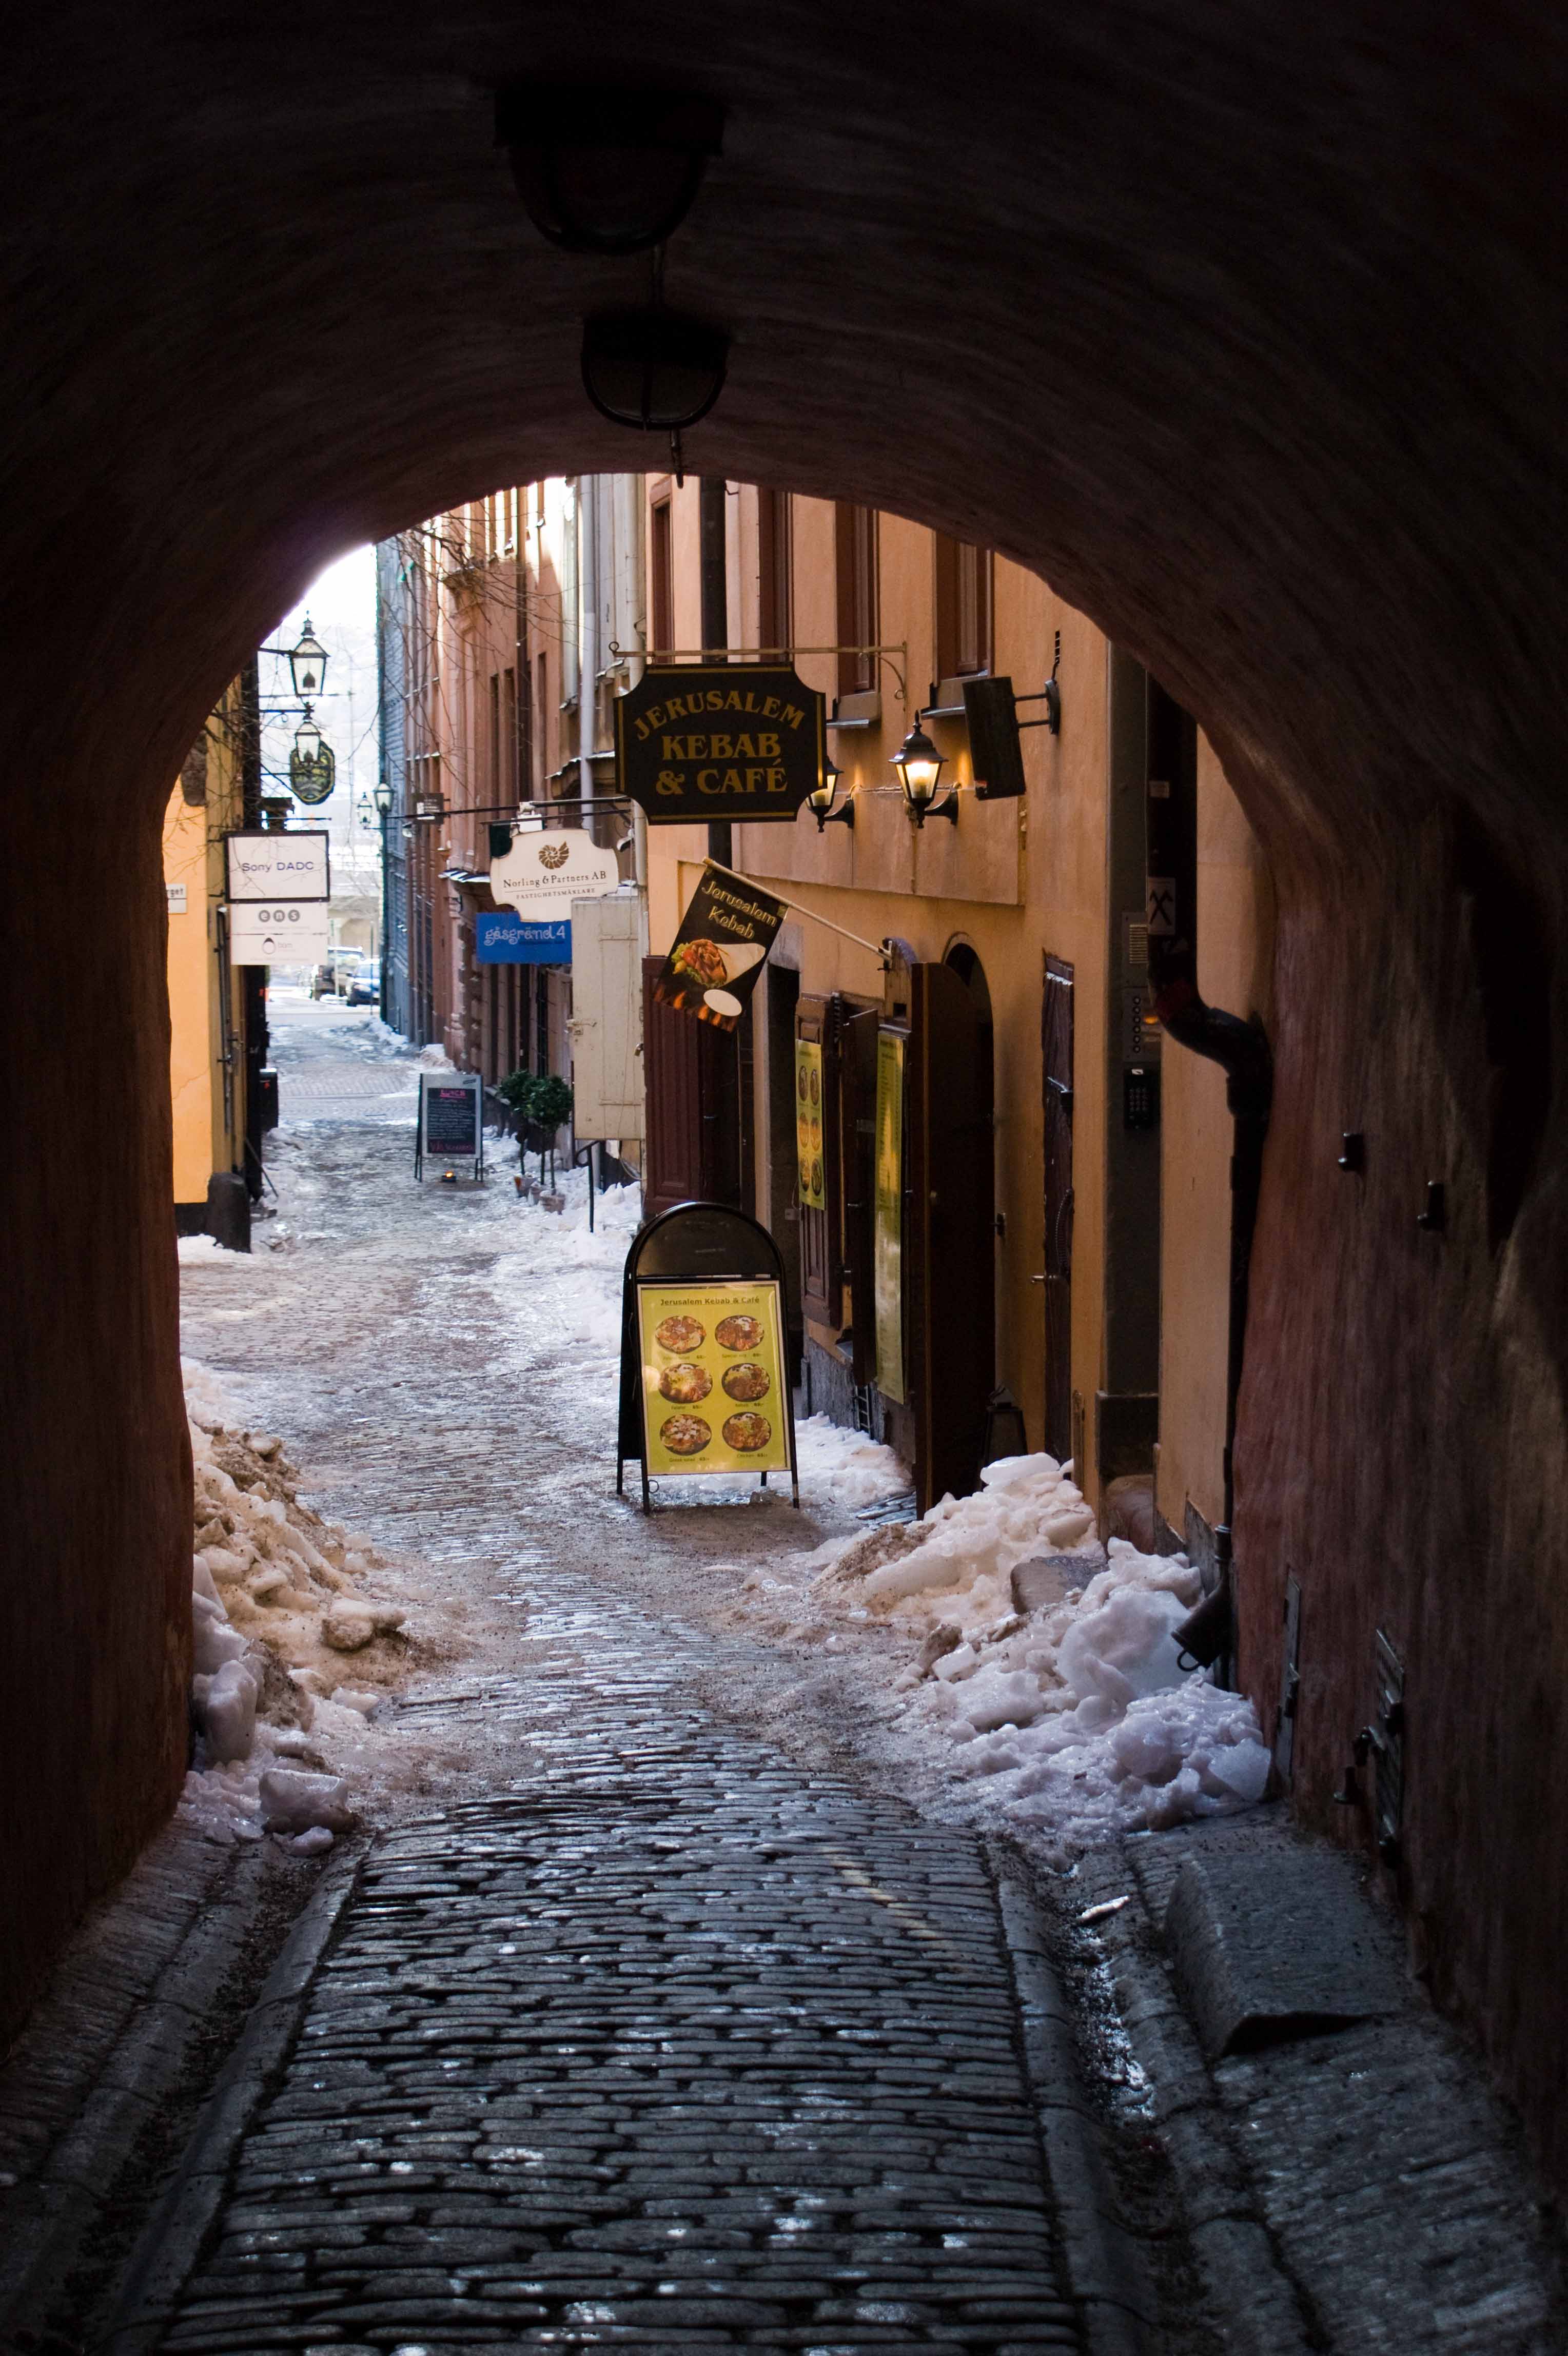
left=758, top=488, right=793, bottom=655
left=650, top=496, right=674, bottom=659
left=534, top=652, right=547, bottom=793
left=934, top=535, right=993, bottom=679
left=488, top=672, right=501, bottom=799
left=834, top=503, right=878, bottom=695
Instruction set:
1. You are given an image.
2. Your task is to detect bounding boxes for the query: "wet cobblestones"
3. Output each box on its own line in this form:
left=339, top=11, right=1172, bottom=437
left=161, top=1609, right=1081, bottom=2351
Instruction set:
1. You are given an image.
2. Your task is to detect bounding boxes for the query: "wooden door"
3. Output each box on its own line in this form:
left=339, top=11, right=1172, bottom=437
left=840, top=1007, right=880, bottom=1384
left=795, top=994, right=840, bottom=1328
left=640, top=956, right=741, bottom=1219
left=1042, top=954, right=1075, bottom=1464
left=909, top=962, right=996, bottom=1509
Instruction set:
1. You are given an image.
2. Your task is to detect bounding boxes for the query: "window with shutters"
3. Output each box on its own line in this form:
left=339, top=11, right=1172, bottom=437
left=650, top=497, right=675, bottom=659
left=934, top=535, right=994, bottom=679
left=758, top=488, right=793, bottom=654
left=834, top=503, right=879, bottom=695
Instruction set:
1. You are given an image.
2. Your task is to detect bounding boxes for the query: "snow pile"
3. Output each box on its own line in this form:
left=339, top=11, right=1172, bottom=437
left=768, top=1451, right=1270, bottom=1858
left=793, top=1415, right=908, bottom=1512
left=177, top=1358, right=413, bottom=1849
left=178, top=1232, right=248, bottom=1263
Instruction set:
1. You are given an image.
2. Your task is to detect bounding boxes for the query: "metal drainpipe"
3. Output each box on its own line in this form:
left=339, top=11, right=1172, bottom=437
left=699, top=477, right=731, bottom=869
left=1145, top=685, right=1272, bottom=1685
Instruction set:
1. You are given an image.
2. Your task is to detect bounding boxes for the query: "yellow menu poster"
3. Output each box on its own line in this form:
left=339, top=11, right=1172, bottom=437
left=873, top=1029, right=905, bottom=1404
left=795, top=1038, right=826, bottom=1208
left=637, top=1280, right=792, bottom=1478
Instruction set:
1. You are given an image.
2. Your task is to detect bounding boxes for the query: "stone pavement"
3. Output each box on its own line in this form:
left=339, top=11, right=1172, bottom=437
left=143, top=1576, right=1087, bottom=2354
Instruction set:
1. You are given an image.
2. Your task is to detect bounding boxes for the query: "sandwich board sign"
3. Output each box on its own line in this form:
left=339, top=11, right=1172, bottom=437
left=617, top=1202, right=799, bottom=1513
left=415, top=1071, right=484, bottom=1183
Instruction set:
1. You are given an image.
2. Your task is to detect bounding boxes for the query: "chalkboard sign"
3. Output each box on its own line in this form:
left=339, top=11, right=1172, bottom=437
left=416, top=1072, right=484, bottom=1181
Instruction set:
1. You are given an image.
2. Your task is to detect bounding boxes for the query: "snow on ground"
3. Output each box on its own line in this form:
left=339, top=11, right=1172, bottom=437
left=177, top=996, right=1267, bottom=1868
left=178, top=1359, right=415, bottom=1851
left=724, top=1451, right=1270, bottom=1862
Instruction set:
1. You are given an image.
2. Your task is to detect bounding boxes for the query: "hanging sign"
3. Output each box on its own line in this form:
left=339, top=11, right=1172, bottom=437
left=615, top=663, right=827, bottom=823
left=228, top=902, right=330, bottom=963
left=873, top=1029, right=906, bottom=1404
left=226, top=830, right=329, bottom=901
left=652, top=866, right=783, bottom=1032
left=476, top=912, right=571, bottom=964
left=488, top=827, right=618, bottom=919
left=795, top=1038, right=826, bottom=1208
left=637, top=1280, right=793, bottom=1480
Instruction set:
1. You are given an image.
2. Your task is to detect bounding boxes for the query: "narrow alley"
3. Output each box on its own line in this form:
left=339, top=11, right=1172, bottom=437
left=3, top=997, right=1561, bottom=2356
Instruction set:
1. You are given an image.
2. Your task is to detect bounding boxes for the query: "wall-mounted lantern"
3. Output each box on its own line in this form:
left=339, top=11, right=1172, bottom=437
left=374, top=781, right=393, bottom=818
left=287, top=617, right=328, bottom=701
left=496, top=84, right=724, bottom=255
left=894, top=720, right=957, bottom=827
left=806, top=755, right=854, bottom=833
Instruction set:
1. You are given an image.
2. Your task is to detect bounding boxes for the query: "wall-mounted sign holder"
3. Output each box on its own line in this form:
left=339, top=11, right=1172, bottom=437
left=617, top=1201, right=799, bottom=1513
left=415, top=1070, right=485, bottom=1183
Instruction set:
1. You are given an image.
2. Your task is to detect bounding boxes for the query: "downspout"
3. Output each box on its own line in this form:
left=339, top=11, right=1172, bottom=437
left=1145, top=684, right=1272, bottom=1682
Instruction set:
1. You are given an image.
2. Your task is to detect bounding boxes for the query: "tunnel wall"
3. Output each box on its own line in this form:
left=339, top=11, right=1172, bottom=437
left=1237, top=825, right=1568, bottom=2183
left=0, top=796, right=192, bottom=2036
left=0, top=0, right=1562, bottom=2196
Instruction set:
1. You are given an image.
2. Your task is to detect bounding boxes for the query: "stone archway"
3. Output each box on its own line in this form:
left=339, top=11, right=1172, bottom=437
left=1, top=2, right=1563, bottom=2185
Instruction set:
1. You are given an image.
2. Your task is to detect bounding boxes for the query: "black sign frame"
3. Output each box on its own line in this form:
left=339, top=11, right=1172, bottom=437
left=415, top=1072, right=485, bottom=1182
left=615, top=663, right=826, bottom=824
left=616, top=1200, right=800, bottom=1512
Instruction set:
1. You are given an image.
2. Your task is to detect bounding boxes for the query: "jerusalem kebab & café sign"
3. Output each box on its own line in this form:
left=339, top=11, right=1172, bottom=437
left=615, top=663, right=826, bottom=823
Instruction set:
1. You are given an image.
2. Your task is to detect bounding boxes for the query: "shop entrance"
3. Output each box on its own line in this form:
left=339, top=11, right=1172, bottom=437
left=1042, top=955, right=1075, bottom=1465
left=907, top=951, right=996, bottom=1510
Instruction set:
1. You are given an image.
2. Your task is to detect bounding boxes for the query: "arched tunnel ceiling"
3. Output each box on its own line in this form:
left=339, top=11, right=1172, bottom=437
left=4, top=2, right=1562, bottom=877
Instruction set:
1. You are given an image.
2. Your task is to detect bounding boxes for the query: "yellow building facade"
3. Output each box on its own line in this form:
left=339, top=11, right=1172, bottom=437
left=163, top=676, right=255, bottom=1245
left=638, top=479, right=1274, bottom=1550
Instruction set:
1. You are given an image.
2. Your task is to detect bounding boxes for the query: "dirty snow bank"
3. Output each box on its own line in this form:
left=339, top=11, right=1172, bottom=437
left=178, top=1358, right=415, bottom=1850
left=743, top=1450, right=1269, bottom=1859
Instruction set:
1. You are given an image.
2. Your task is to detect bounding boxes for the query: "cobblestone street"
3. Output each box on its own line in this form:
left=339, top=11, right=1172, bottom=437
left=146, top=998, right=1101, bottom=2353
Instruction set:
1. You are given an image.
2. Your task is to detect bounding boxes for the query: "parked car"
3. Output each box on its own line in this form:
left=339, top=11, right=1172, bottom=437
left=309, top=951, right=364, bottom=999
left=346, top=961, right=380, bottom=1006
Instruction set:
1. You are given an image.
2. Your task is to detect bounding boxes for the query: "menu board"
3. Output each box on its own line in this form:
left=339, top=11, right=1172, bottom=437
left=873, top=1030, right=906, bottom=1404
left=637, top=1280, right=792, bottom=1479
left=795, top=1038, right=826, bottom=1209
left=423, top=1076, right=482, bottom=1156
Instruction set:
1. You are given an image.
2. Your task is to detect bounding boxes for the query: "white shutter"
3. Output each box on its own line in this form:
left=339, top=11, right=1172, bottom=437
left=567, top=890, right=647, bottom=1140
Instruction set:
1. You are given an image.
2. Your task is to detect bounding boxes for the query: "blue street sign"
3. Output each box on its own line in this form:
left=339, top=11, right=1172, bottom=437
left=476, top=913, right=572, bottom=964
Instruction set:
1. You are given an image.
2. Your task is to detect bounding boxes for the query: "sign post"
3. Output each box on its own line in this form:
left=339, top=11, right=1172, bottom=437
left=617, top=1202, right=799, bottom=1512
left=415, top=1071, right=485, bottom=1183
left=615, top=664, right=827, bottom=825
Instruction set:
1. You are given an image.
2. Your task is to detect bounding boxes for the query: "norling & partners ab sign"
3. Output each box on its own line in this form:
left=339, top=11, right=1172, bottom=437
left=615, top=664, right=826, bottom=824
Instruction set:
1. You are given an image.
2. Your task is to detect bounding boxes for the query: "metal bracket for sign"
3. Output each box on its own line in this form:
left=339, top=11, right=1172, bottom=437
left=610, top=639, right=909, bottom=707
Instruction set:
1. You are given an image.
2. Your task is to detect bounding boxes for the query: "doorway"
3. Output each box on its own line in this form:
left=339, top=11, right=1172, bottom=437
left=1042, top=954, right=1075, bottom=1465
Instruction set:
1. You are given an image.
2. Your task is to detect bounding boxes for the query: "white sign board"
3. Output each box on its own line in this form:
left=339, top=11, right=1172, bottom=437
left=226, top=830, right=330, bottom=902
left=166, top=881, right=188, bottom=914
left=228, top=902, right=330, bottom=964
left=567, top=890, right=647, bottom=1141
left=488, top=827, right=618, bottom=920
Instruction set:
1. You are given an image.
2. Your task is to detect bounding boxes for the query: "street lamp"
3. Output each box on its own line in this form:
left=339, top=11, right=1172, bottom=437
left=288, top=618, right=328, bottom=701
left=893, top=720, right=957, bottom=827
left=806, top=755, right=854, bottom=832
left=289, top=709, right=336, bottom=804
left=373, top=783, right=393, bottom=1024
